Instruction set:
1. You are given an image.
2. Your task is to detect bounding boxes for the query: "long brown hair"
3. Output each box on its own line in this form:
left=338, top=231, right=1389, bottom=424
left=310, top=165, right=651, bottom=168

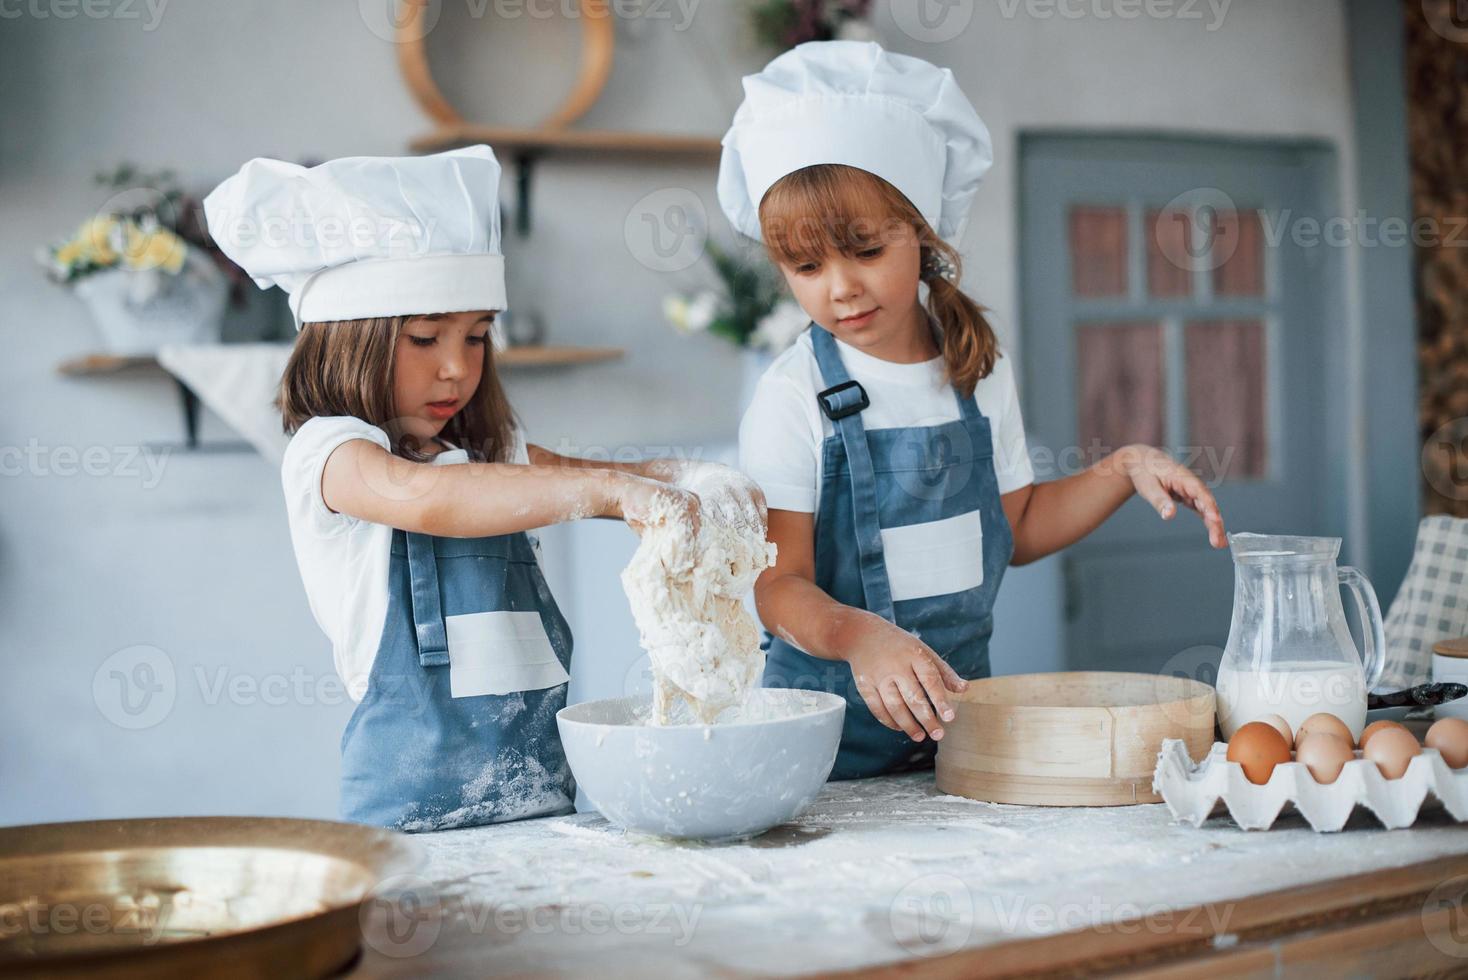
left=758, top=164, right=999, bottom=398
left=277, top=315, right=516, bottom=463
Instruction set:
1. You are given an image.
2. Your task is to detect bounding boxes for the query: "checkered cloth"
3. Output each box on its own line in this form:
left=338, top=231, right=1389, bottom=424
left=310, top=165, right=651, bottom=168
left=1379, top=515, right=1468, bottom=692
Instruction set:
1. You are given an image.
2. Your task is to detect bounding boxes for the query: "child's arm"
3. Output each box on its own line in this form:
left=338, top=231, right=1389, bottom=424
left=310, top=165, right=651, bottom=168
left=755, top=509, right=967, bottom=745
left=527, top=445, right=767, bottom=533
left=321, top=438, right=697, bottom=538
left=1005, top=443, right=1227, bottom=566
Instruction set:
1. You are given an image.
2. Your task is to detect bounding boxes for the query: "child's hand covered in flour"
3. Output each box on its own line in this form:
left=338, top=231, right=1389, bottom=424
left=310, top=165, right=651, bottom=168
left=844, top=619, right=968, bottom=742
left=615, top=474, right=701, bottom=540
left=654, top=461, right=767, bottom=536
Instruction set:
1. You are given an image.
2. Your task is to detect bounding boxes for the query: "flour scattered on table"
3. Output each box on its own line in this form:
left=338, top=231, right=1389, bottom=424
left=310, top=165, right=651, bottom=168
left=621, top=487, right=777, bottom=724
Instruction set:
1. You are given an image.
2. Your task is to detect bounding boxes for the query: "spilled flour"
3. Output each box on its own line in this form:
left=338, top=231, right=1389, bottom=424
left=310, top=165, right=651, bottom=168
left=620, top=486, right=777, bottom=725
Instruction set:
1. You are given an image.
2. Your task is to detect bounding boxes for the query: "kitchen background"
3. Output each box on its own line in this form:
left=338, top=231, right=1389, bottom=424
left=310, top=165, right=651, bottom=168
left=2, top=0, right=1460, bottom=826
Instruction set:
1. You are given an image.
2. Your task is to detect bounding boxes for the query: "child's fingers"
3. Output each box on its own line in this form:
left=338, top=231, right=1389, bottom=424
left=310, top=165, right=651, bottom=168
left=744, top=494, right=767, bottom=534
left=700, top=488, right=734, bottom=524
left=897, top=675, right=945, bottom=739
left=701, top=484, right=767, bottom=536
left=866, top=696, right=900, bottom=733
left=853, top=672, right=900, bottom=732
left=1207, top=503, right=1227, bottom=546
left=1166, top=470, right=1212, bottom=513
left=1165, top=473, right=1228, bottom=548
left=1132, top=468, right=1176, bottom=519
left=912, top=660, right=956, bottom=723
left=932, top=653, right=970, bottom=694
left=684, top=493, right=702, bottom=537
left=1187, top=488, right=1228, bottom=548
left=745, top=484, right=769, bottom=528
left=879, top=679, right=927, bottom=742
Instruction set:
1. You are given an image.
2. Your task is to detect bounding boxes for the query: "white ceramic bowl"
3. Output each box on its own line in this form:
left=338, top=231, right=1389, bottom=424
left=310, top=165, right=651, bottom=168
left=557, top=688, right=845, bottom=840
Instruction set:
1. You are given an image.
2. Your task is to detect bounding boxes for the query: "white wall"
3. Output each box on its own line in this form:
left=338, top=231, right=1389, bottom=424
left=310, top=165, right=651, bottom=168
left=0, top=0, right=1359, bottom=826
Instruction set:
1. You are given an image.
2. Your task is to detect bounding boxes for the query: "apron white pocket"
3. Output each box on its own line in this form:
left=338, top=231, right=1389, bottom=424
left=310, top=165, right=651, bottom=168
left=880, top=510, right=985, bottom=602
left=444, top=611, right=569, bottom=698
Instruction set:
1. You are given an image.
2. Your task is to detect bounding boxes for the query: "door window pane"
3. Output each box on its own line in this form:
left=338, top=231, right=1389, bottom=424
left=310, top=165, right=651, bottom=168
left=1077, top=321, right=1165, bottom=460
left=1147, top=208, right=1193, bottom=298
left=1069, top=206, right=1128, bottom=297
left=1212, top=209, right=1266, bottom=297
left=1186, top=318, right=1267, bottom=481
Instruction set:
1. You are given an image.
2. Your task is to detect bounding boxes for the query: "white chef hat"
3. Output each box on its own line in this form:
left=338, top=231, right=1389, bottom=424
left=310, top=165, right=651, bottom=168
left=718, top=41, right=992, bottom=245
left=203, top=145, right=506, bottom=327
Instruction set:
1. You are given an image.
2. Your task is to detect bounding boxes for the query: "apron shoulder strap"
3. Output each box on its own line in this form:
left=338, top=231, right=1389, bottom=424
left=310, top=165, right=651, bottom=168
left=952, top=380, right=984, bottom=423
left=810, top=325, right=897, bottom=623
left=404, top=530, right=450, bottom=667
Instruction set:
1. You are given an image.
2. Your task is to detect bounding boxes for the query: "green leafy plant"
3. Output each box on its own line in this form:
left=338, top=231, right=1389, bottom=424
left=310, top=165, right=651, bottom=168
left=750, top=0, right=875, bottom=50
left=663, top=240, right=807, bottom=352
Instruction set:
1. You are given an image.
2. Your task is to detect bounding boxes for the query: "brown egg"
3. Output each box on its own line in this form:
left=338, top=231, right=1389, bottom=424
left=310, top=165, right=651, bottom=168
left=1294, top=731, right=1354, bottom=785
left=1298, top=713, right=1355, bottom=747
left=1227, top=721, right=1292, bottom=785
left=1425, top=718, right=1468, bottom=769
left=1359, top=719, right=1406, bottom=750
left=1255, top=713, right=1294, bottom=749
left=1362, top=726, right=1421, bottom=779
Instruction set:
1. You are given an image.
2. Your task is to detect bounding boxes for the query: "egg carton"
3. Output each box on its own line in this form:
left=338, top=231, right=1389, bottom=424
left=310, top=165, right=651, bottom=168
left=1151, top=739, right=1468, bottom=832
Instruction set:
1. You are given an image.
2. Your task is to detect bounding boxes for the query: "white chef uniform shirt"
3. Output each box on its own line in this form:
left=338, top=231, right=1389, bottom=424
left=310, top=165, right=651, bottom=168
left=281, top=415, right=536, bottom=702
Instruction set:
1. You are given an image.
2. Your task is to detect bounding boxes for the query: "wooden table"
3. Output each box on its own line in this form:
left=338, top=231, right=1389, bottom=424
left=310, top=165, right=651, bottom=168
left=352, top=773, right=1468, bottom=978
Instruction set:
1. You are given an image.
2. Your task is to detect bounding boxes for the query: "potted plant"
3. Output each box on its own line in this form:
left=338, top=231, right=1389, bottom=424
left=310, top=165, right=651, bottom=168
left=663, top=240, right=810, bottom=410
left=37, top=165, right=249, bottom=356
left=750, top=0, right=877, bottom=50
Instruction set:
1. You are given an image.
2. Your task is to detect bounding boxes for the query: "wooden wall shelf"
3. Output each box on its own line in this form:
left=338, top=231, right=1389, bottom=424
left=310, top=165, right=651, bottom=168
left=410, top=126, right=721, bottom=158
left=57, top=354, right=158, bottom=376
left=497, top=345, right=624, bottom=367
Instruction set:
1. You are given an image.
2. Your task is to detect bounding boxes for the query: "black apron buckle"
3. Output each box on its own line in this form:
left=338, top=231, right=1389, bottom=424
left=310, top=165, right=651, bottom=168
left=817, top=380, right=871, bottom=421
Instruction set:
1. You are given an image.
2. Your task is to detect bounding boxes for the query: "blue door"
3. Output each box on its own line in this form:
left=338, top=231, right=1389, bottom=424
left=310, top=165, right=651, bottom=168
left=1021, top=135, right=1341, bottom=674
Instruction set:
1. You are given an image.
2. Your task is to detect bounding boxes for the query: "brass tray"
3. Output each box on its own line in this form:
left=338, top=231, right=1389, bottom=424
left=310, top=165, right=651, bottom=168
left=0, top=816, right=423, bottom=978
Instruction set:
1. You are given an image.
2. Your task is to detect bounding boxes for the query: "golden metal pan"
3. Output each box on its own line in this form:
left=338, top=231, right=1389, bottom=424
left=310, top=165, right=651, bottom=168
left=0, top=815, right=423, bottom=978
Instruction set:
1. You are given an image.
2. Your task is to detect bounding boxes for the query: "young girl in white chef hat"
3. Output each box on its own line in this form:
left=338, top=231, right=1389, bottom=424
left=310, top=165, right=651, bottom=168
left=721, top=42, right=1228, bottom=780
left=204, top=145, right=764, bottom=831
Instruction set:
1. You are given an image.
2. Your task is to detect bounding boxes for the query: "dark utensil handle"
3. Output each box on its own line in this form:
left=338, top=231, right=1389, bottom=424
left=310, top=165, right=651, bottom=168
left=1367, top=682, right=1468, bottom=709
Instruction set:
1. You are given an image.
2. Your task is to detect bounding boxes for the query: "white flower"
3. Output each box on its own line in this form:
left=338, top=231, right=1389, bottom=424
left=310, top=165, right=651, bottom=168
left=664, top=290, right=723, bottom=335
left=686, top=290, right=720, bottom=333
left=663, top=294, right=692, bottom=332
left=750, top=300, right=810, bottom=353
left=836, top=18, right=879, bottom=42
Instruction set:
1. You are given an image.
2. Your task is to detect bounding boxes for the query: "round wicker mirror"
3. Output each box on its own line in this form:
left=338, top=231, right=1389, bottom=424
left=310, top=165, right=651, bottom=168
left=395, top=0, right=615, bottom=130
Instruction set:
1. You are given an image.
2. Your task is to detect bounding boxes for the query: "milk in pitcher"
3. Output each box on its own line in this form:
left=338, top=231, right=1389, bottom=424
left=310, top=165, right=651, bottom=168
left=1215, top=660, right=1368, bottom=741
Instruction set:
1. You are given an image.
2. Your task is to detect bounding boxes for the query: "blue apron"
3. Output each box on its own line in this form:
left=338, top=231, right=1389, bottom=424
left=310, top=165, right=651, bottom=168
left=339, top=525, right=576, bottom=831
left=762, top=324, right=1014, bottom=780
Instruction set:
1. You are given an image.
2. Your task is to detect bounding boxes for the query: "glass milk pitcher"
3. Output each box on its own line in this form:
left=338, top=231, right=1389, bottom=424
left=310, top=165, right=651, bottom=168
left=1215, top=533, right=1386, bottom=741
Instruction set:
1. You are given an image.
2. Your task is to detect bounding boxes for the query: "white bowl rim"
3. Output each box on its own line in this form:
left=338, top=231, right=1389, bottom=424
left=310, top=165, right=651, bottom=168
left=557, top=688, right=846, bottom=731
